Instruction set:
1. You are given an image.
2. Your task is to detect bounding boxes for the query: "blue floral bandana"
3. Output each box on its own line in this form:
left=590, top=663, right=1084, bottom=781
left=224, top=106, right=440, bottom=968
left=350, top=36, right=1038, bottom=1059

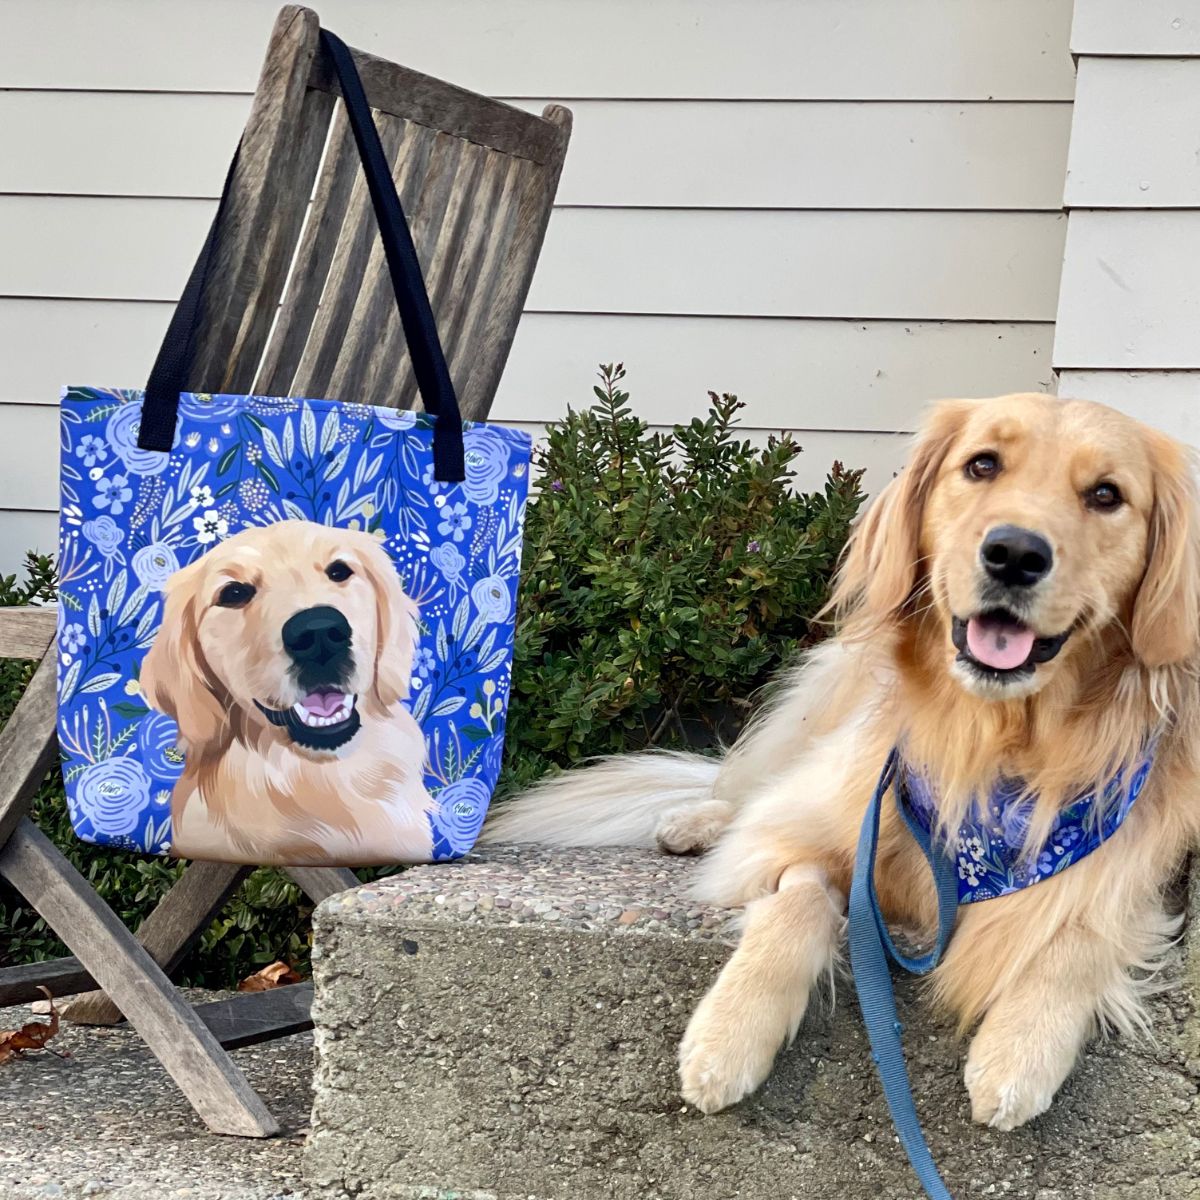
left=897, top=745, right=1158, bottom=904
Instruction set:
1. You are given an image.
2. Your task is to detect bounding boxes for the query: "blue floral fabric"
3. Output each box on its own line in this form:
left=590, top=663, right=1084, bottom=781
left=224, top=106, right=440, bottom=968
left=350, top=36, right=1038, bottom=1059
left=56, top=386, right=531, bottom=860
left=898, top=748, right=1156, bottom=903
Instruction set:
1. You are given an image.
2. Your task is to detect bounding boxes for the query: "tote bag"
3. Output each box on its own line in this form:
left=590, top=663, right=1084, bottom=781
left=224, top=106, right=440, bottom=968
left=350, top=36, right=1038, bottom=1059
left=54, top=30, right=530, bottom=867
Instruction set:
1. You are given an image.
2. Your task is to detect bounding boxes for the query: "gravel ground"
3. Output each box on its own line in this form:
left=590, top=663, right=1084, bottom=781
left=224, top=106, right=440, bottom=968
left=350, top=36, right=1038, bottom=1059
left=0, top=992, right=311, bottom=1200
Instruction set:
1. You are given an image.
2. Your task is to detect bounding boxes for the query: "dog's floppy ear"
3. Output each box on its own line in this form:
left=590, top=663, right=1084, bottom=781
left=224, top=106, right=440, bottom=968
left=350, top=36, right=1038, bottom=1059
left=1131, top=431, right=1200, bottom=669
left=831, top=399, right=971, bottom=635
left=140, top=561, right=227, bottom=750
left=358, top=538, right=420, bottom=710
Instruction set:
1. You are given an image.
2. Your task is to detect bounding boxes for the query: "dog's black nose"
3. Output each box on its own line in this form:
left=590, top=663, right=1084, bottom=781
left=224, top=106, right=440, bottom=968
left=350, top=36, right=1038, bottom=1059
left=980, top=525, right=1053, bottom=588
left=282, top=606, right=352, bottom=668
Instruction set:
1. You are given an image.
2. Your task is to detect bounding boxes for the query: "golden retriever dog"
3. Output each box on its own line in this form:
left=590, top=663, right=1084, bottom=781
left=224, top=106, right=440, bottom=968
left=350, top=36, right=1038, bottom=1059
left=485, top=393, right=1200, bottom=1131
left=141, top=520, right=435, bottom=865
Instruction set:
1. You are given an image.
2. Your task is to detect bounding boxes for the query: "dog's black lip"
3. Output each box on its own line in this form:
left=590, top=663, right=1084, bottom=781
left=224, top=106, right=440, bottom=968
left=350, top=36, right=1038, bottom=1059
left=254, top=695, right=361, bottom=751
left=951, top=609, right=1072, bottom=679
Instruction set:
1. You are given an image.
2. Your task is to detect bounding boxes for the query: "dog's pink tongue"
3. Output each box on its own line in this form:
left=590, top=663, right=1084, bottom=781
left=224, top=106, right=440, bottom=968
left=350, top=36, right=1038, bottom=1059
left=966, top=616, right=1035, bottom=670
left=302, top=690, right=346, bottom=717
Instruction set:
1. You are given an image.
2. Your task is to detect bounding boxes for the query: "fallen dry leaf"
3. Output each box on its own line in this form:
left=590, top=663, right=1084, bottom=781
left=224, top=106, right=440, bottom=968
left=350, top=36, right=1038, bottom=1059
left=237, top=961, right=302, bottom=993
left=0, top=987, right=59, bottom=1064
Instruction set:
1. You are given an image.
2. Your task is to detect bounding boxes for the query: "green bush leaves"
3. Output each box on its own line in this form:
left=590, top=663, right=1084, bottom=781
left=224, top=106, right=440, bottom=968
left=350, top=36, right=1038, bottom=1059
left=503, top=365, right=864, bottom=790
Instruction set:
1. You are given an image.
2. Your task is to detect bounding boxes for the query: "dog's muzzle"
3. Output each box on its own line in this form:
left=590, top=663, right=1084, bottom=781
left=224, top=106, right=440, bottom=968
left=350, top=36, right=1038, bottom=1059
left=952, top=610, right=1071, bottom=680
left=255, top=690, right=361, bottom=750
left=258, top=605, right=361, bottom=749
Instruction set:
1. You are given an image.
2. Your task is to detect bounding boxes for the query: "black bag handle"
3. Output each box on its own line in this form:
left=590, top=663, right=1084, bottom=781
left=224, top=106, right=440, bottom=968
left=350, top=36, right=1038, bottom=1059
left=138, top=27, right=466, bottom=482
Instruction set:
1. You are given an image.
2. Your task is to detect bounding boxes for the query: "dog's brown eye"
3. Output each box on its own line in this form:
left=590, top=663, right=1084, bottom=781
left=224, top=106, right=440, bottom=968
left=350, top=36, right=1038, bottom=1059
left=1086, top=482, right=1123, bottom=511
left=216, top=581, right=256, bottom=608
left=965, top=453, right=1000, bottom=481
left=326, top=560, right=353, bottom=582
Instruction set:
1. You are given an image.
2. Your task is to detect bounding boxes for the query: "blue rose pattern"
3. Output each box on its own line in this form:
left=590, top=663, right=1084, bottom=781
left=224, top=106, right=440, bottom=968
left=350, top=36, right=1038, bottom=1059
left=899, top=742, right=1158, bottom=904
left=435, top=776, right=491, bottom=855
left=73, top=757, right=153, bottom=838
left=57, top=386, right=531, bottom=859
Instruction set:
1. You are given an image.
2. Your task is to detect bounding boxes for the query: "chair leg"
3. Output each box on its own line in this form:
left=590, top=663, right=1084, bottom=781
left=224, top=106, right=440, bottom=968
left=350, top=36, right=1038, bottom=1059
left=0, top=818, right=278, bottom=1137
left=286, top=864, right=360, bottom=902
left=64, top=863, right=359, bottom=1024
left=0, top=654, right=59, bottom=847
left=62, top=859, right=251, bottom=1026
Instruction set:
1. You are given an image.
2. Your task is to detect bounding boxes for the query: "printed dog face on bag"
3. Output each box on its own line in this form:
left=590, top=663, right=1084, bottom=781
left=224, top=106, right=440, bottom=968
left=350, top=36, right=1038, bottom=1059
left=140, top=522, right=436, bottom=864
left=56, top=387, right=531, bottom=866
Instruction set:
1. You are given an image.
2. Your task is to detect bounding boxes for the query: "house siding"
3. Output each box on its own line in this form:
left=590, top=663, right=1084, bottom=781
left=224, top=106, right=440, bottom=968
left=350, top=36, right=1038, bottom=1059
left=1054, top=1, right=1200, bottom=433
left=0, top=0, right=1075, bottom=571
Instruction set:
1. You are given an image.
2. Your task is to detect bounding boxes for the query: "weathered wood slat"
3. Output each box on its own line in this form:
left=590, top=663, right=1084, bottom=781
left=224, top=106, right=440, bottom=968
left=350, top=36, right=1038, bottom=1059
left=253, top=106, right=358, bottom=396
left=461, top=149, right=562, bottom=421
left=382, top=139, right=492, bottom=412
left=219, top=83, right=336, bottom=392
left=190, top=5, right=322, bottom=393
left=0, top=606, right=56, bottom=659
left=326, top=122, right=462, bottom=405
left=287, top=116, right=414, bottom=399
left=0, top=956, right=94, bottom=1007
left=307, top=43, right=564, bottom=164
left=1, top=864, right=354, bottom=1013
left=452, top=104, right=569, bottom=419
left=0, top=654, right=59, bottom=850
left=193, top=982, right=315, bottom=1049
left=419, top=157, right=516, bottom=406
left=0, top=819, right=277, bottom=1137
left=286, top=865, right=361, bottom=902
left=62, top=859, right=251, bottom=1026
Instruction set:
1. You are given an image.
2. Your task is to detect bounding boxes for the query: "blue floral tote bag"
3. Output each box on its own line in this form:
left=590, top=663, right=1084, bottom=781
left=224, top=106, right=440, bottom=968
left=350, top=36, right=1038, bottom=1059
left=55, top=31, right=530, bottom=866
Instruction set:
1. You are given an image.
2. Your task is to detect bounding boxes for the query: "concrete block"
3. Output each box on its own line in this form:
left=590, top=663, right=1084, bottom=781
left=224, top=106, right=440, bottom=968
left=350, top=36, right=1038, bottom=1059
left=304, top=845, right=1200, bottom=1200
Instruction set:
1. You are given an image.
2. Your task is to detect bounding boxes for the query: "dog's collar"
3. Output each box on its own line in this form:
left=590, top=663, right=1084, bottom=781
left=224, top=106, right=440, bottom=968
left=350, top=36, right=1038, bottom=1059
left=896, top=741, right=1159, bottom=904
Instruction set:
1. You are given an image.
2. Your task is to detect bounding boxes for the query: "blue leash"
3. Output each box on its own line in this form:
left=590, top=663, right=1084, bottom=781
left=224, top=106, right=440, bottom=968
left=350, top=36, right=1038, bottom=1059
left=848, top=749, right=961, bottom=1200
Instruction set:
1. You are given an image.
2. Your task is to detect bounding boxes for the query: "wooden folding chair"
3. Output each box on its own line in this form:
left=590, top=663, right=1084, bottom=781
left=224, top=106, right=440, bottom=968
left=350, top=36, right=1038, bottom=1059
left=0, top=4, right=570, bottom=1136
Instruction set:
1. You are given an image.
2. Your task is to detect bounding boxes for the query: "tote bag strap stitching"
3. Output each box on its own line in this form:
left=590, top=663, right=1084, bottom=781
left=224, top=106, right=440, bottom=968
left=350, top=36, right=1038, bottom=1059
left=138, top=26, right=467, bottom=483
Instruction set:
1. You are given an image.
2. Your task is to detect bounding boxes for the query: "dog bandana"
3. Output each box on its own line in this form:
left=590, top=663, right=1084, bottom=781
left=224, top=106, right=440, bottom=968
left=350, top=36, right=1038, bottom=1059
left=897, top=746, right=1157, bottom=904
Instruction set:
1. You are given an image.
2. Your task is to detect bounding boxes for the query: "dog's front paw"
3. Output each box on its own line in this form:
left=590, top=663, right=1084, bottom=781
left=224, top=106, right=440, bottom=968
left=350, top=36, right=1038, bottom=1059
left=964, top=1032, right=1069, bottom=1131
left=655, top=800, right=734, bottom=856
left=678, top=986, right=782, bottom=1113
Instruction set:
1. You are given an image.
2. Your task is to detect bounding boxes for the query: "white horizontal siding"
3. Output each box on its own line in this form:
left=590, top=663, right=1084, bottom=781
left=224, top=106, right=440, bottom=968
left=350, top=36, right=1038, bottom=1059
left=0, top=0, right=1074, bottom=571
left=1056, top=370, right=1200, bottom=443
left=1, top=0, right=1075, bottom=100
left=0, top=92, right=1071, bottom=211
left=0, top=512, right=58, bottom=575
left=1071, top=0, right=1200, bottom=55
left=1065, top=58, right=1200, bottom=207
left=1054, top=0, right=1200, bottom=439
left=1055, top=212, right=1200, bottom=368
left=0, top=198, right=1067, bottom=321
left=0, top=299, right=1054, bottom=424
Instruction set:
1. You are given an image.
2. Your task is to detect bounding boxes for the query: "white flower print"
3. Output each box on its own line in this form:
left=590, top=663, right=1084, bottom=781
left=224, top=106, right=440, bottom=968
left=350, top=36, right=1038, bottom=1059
left=957, top=856, right=983, bottom=888
left=190, top=483, right=215, bottom=507
left=193, top=508, right=229, bottom=545
left=957, top=834, right=985, bottom=862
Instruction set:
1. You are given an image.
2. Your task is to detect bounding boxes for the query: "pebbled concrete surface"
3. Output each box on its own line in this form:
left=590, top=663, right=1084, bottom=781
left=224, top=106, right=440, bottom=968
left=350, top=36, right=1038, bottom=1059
left=0, top=992, right=310, bottom=1200
left=305, top=845, right=1200, bottom=1200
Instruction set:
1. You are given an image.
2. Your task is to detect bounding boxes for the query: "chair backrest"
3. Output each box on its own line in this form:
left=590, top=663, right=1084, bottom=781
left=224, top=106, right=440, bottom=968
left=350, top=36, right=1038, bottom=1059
left=190, top=4, right=571, bottom=420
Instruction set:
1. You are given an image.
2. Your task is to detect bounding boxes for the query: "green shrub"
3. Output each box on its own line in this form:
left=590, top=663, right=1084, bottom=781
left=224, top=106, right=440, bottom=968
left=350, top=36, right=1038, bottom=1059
left=0, top=367, right=864, bottom=984
left=501, top=365, right=865, bottom=791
